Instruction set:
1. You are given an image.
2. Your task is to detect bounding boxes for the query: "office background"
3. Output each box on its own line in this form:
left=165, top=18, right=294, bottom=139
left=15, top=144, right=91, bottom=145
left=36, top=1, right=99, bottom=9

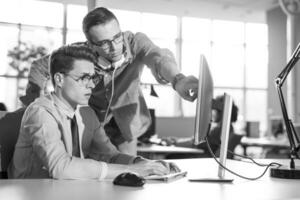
left=0, top=0, right=297, bottom=138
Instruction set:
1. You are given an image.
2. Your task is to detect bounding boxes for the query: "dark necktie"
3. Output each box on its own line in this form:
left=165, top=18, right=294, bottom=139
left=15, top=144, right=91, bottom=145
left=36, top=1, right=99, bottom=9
left=70, top=115, right=81, bottom=157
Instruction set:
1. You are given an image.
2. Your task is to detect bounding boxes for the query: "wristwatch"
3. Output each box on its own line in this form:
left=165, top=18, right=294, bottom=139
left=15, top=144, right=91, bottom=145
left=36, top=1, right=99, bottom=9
left=171, top=73, right=185, bottom=90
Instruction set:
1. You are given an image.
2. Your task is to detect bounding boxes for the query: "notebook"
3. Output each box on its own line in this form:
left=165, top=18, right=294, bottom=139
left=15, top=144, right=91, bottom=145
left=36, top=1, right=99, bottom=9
left=144, top=171, right=187, bottom=182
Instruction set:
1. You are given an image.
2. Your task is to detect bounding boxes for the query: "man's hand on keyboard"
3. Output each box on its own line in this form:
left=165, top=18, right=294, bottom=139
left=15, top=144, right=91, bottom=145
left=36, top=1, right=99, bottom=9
left=155, top=160, right=181, bottom=173
left=130, top=159, right=181, bottom=177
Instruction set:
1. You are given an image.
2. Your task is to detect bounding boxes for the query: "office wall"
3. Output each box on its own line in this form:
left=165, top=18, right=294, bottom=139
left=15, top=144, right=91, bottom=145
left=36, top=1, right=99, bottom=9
left=266, top=6, right=287, bottom=125
left=156, top=117, right=194, bottom=138
left=267, top=7, right=300, bottom=125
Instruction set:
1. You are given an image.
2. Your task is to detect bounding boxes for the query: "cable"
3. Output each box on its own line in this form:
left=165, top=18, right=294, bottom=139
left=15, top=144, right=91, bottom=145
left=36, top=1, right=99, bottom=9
left=103, top=67, right=118, bottom=123
left=227, top=149, right=282, bottom=167
left=205, top=137, right=282, bottom=181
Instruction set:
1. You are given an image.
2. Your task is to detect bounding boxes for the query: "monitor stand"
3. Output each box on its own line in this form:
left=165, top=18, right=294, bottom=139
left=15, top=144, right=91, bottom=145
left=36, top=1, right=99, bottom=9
left=188, top=93, right=234, bottom=183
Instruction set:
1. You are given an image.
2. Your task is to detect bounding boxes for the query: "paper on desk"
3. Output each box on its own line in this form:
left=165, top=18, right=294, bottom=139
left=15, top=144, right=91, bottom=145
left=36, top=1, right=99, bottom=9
left=144, top=171, right=187, bottom=182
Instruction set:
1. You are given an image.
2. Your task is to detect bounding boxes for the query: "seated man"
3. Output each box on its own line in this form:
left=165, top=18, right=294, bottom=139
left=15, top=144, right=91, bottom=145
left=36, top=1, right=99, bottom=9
left=8, top=44, right=179, bottom=180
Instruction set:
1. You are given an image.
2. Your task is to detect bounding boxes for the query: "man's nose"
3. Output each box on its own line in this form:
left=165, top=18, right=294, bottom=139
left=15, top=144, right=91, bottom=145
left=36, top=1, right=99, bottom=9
left=109, top=41, right=118, bottom=51
left=87, top=79, right=95, bottom=89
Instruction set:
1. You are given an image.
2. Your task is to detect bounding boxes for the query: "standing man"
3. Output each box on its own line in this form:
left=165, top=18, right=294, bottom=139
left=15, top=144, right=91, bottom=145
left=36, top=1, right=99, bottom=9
left=83, top=7, right=198, bottom=154
left=8, top=44, right=179, bottom=179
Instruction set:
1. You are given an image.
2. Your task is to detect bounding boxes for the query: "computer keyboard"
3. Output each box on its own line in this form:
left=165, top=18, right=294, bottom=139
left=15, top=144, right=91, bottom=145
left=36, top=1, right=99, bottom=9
left=144, top=171, right=187, bottom=182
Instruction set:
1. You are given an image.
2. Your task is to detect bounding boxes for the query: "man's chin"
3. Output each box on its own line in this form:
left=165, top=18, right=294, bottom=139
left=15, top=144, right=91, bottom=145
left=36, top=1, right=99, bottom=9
left=77, top=99, right=89, bottom=106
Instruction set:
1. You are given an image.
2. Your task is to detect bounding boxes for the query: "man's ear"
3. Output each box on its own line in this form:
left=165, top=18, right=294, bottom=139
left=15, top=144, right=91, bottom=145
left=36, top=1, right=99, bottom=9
left=54, top=73, right=64, bottom=88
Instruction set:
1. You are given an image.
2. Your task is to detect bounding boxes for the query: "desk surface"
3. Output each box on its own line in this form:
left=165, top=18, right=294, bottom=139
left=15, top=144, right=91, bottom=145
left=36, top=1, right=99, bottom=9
left=137, top=144, right=203, bottom=154
left=241, top=136, right=290, bottom=148
left=1, top=158, right=300, bottom=200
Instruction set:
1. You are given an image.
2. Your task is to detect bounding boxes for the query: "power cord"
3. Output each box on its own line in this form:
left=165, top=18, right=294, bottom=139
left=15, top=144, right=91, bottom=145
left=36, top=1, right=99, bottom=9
left=205, top=136, right=282, bottom=180
left=227, top=149, right=282, bottom=167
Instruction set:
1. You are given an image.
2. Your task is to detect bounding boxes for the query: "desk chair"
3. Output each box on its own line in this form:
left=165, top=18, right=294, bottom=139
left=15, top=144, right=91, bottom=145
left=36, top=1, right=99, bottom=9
left=0, top=108, right=25, bottom=179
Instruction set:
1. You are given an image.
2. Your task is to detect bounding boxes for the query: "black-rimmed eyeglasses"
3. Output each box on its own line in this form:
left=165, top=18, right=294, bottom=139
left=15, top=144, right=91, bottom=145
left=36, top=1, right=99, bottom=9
left=90, top=32, right=123, bottom=50
left=63, top=73, right=101, bottom=86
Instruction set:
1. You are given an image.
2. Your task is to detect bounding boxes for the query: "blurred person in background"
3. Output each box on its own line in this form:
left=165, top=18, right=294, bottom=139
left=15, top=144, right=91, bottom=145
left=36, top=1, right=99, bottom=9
left=163, top=95, right=240, bottom=159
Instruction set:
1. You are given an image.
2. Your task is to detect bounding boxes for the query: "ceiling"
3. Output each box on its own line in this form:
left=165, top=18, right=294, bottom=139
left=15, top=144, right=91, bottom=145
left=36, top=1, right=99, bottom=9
left=186, top=0, right=279, bottom=11
left=39, top=0, right=281, bottom=22
left=40, top=0, right=279, bottom=11
left=100, top=0, right=281, bottom=22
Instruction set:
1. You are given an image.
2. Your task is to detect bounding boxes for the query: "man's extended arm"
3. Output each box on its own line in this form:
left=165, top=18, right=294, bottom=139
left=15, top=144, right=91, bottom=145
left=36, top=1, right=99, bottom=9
left=132, top=32, right=198, bottom=101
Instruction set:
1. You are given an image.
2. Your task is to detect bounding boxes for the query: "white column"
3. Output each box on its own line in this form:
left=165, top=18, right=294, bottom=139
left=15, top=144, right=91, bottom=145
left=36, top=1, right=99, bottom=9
left=287, top=15, right=297, bottom=121
left=279, top=0, right=300, bottom=122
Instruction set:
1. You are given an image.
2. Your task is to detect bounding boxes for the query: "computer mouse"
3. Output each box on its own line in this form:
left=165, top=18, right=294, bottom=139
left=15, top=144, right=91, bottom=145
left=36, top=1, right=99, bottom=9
left=113, top=172, right=145, bottom=187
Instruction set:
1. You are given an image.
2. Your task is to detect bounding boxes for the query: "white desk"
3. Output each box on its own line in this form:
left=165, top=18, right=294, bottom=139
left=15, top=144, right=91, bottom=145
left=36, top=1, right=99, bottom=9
left=137, top=144, right=204, bottom=159
left=241, top=137, right=289, bottom=148
left=240, top=137, right=290, bottom=156
left=1, top=158, right=300, bottom=200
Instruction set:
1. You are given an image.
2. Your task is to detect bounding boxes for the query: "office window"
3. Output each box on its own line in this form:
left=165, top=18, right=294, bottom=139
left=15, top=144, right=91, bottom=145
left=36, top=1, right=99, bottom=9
left=181, top=18, right=211, bottom=116
left=112, top=9, right=141, bottom=33
left=0, top=4, right=269, bottom=132
left=246, top=23, right=268, bottom=45
left=181, top=18, right=268, bottom=133
left=245, top=45, right=268, bottom=89
left=20, top=26, right=63, bottom=52
left=212, top=20, right=244, bottom=45
left=0, top=1, right=98, bottom=111
left=246, top=90, right=267, bottom=131
left=112, top=9, right=178, bottom=116
left=104, top=10, right=269, bottom=128
left=140, top=13, right=178, bottom=116
left=0, top=26, right=19, bottom=76
left=211, top=44, right=244, bottom=87
left=0, top=1, right=63, bottom=27
left=19, top=0, right=63, bottom=27
left=0, top=1, right=20, bottom=23
left=0, top=0, right=82, bottom=111
left=0, top=77, right=24, bottom=111
left=245, top=23, right=268, bottom=89
left=181, top=18, right=211, bottom=76
left=0, top=25, right=19, bottom=111
left=66, top=5, right=87, bottom=44
left=245, top=23, right=268, bottom=132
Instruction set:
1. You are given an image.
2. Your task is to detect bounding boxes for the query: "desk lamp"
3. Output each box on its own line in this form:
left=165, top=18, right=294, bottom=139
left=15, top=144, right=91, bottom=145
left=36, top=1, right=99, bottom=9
left=271, top=42, right=300, bottom=179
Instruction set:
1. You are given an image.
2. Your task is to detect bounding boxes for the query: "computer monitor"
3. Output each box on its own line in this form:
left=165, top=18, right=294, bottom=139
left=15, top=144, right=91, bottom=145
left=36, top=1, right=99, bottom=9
left=193, top=55, right=214, bottom=145
left=189, top=55, right=234, bottom=182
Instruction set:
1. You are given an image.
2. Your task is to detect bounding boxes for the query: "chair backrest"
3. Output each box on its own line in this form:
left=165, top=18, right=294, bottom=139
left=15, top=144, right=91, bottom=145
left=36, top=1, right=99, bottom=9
left=0, top=108, right=25, bottom=178
left=0, top=111, right=7, bottom=119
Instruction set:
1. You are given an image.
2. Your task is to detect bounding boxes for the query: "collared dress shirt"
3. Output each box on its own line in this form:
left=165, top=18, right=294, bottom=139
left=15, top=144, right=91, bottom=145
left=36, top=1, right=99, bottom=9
left=8, top=93, right=137, bottom=179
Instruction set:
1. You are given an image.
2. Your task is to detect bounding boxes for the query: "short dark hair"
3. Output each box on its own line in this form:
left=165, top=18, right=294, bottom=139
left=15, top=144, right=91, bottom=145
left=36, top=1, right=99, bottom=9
left=49, top=44, right=98, bottom=86
left=0, top=102, right=7, bottom=111
left=82, top=7, right=118, bottom=41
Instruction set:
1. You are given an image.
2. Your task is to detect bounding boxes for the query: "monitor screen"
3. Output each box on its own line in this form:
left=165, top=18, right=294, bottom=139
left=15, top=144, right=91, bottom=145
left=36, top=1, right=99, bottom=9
left=193, top=55, right=214, bottom=145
